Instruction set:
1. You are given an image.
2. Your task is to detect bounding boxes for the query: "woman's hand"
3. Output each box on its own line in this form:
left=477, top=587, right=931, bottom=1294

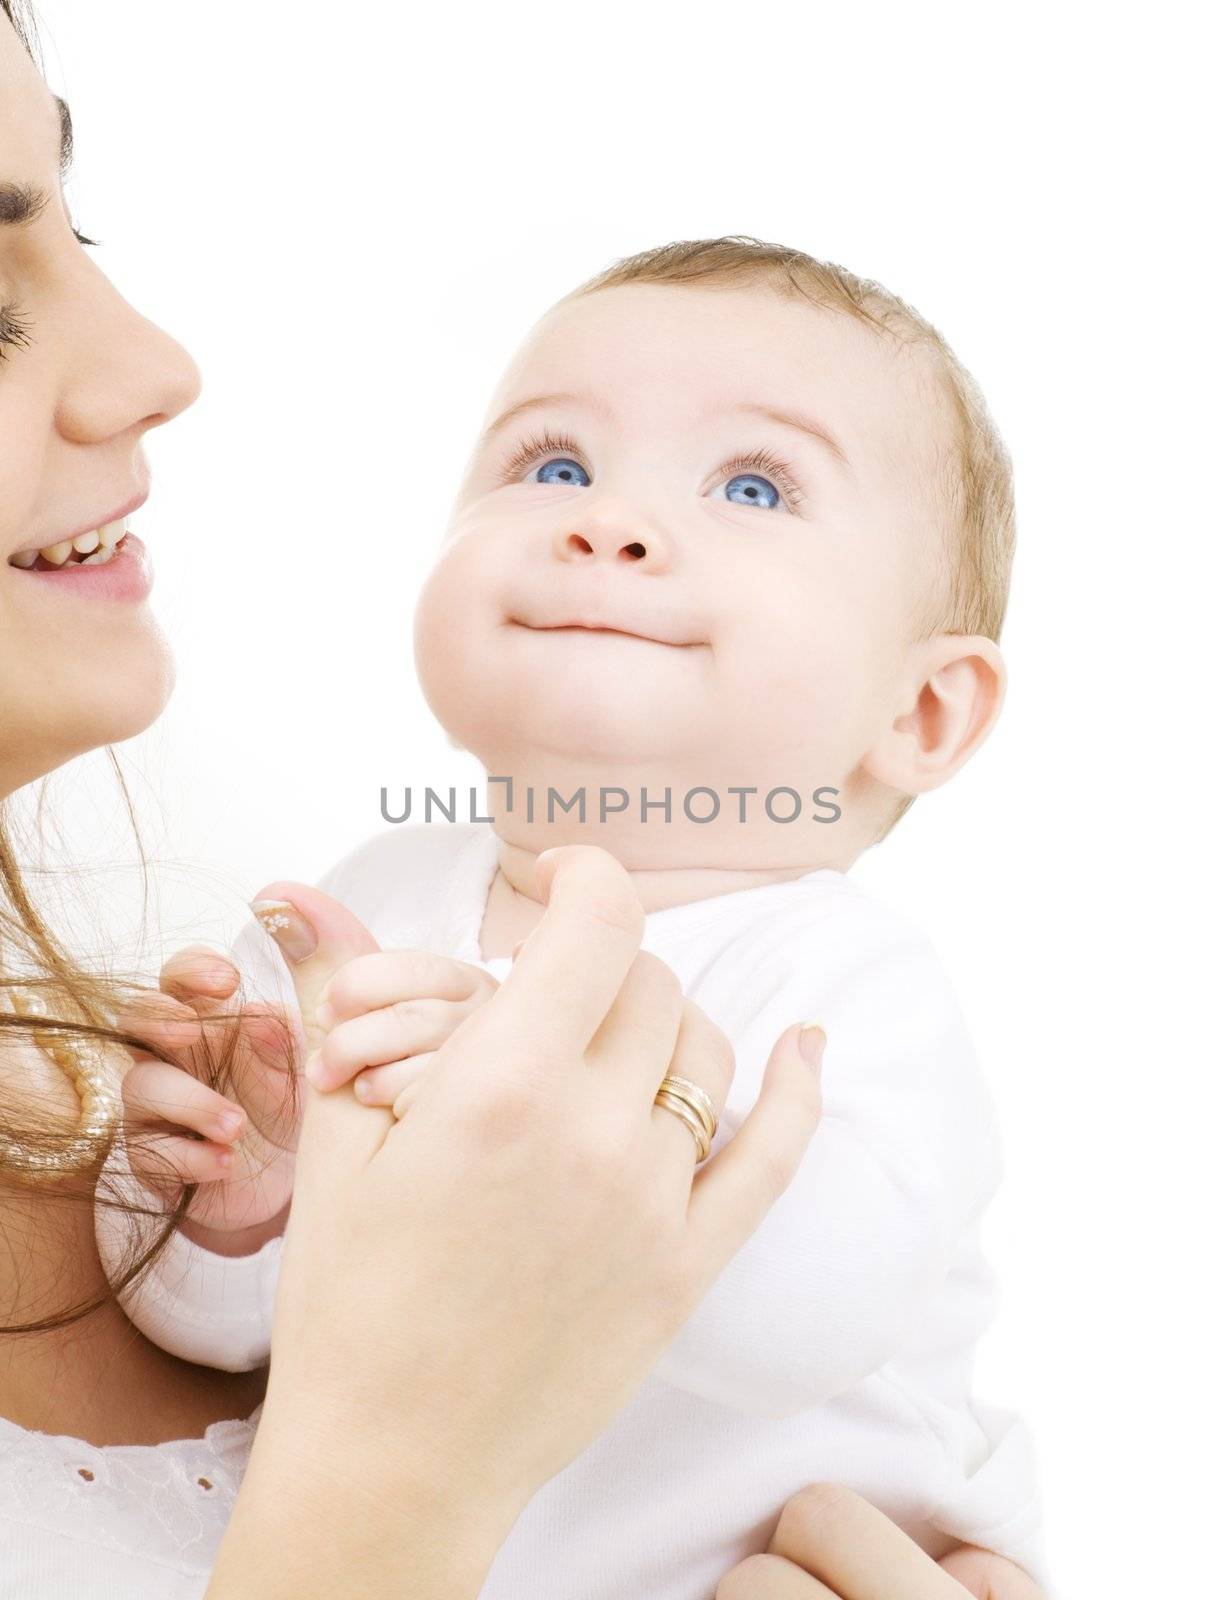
left=117, top=949, right=303, bottom=1254
left=208, top=844, right=826, bottom=1600
left=716, top=1483, right=1045, bottom=1599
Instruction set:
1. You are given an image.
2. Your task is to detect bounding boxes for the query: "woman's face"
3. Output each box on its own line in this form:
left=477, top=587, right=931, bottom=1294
left=0, top=16, right=200, bottom=796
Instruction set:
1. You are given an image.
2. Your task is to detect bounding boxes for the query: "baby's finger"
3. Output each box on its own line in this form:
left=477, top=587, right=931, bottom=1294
left=186, top=999, right=299, bottom=1078
left=315, top=1000, right=455, bottom=1090
left=160, top=945, right=242, bottom=1003
left=316, top=950, right=487, bottom=1029
left=716, top=1552, right=837, bottom=1598
left=122, top=1059, right=246, bottom=1144
left=353, top=1052, right=438, bottom=1107
left=239, top=1004, right=300, bottom=1070
left=767, top=1482, right=969, bottom=1599
left=124, top=1130, right=236, bottom=1195
left=938, top=1548, right=1043, bottom=1598
left=113, top=989, right=202, bottom=1054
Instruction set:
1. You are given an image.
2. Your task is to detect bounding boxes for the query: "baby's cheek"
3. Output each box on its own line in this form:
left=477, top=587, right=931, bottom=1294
left=720, top=634, right=869, bottom=774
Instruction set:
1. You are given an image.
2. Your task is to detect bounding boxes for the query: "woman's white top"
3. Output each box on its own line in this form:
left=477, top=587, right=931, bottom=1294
left=0, top=1404, right=260, bottom=1597
left=6, top=820, right=1049, bottom=1598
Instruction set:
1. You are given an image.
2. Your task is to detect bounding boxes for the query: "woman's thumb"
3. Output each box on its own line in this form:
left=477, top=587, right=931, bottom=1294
left=251, top=880, right=380, bottom=1050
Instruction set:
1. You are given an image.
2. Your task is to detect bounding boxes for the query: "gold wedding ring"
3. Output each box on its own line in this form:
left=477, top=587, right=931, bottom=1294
left=653, top=1073, right=718, bottom=1164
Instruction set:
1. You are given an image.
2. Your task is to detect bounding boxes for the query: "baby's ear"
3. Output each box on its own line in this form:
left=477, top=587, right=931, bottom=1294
left=860, top=634, right=1007, bottom=796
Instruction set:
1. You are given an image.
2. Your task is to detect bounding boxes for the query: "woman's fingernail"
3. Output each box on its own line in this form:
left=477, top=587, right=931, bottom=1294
left=304, top=1054, right=327, bottom=1089
left=251, top=900, right=318, bottom=963
left=215, top=1147, right=234, bottom=1168
left=797, top=1024, right=827, bottom=1072
left=217, top=1109, right=244, bottom=1138
left=353, top=1074, right=374, bottom=1102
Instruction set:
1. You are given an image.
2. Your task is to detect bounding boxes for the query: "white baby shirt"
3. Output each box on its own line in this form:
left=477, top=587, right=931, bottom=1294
left=97, top=822, right=1047, bottom=1598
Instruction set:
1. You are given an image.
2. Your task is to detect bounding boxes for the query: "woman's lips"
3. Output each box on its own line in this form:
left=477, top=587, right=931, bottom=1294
left=4, top=490, right=148, bottom=570
left=8, top=532, right=153, bottom=603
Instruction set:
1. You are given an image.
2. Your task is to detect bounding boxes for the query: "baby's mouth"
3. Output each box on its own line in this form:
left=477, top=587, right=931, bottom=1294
left=7, top=517, right=130, bottom=571
left=509, top=616, right=708, bottom=650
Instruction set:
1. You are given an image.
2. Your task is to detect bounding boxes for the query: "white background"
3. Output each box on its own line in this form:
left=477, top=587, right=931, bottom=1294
left=22, top=2, right=1212, bottom=1593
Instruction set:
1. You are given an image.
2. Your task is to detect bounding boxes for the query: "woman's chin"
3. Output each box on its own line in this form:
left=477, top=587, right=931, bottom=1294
left=1, top=645, right=176, bottom=790
left=92, top=648, right=177, bottom=747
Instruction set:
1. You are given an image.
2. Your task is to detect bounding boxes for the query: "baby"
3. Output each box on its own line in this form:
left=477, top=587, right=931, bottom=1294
left=97, top=237, right=1046, bottom=1596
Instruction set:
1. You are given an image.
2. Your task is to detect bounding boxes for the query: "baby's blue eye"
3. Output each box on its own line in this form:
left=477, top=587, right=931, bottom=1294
left=533, top=457, right=590, bottom=487
left=720, top=473, right=781, bottom=510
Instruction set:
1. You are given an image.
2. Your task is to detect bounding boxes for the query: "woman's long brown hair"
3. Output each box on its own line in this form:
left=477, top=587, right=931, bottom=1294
left=0, top=771, right=202, bottom=1335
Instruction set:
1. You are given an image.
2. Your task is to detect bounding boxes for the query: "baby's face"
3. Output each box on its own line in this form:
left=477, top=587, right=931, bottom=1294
left=414, top=283, right=950, bottom=863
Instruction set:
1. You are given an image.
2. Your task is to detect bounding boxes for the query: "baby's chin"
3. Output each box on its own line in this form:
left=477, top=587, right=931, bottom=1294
left=425, top=664, right=697, bottom=757
left=442, top=683, right=714, bottom=771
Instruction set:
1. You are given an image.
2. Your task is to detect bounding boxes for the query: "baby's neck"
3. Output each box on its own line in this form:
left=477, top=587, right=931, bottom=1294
left=477, top=840, right=839, bottom=960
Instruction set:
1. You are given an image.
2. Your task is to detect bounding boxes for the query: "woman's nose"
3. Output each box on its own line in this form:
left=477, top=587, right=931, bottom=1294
left=53, top=274, right=202, bottom=444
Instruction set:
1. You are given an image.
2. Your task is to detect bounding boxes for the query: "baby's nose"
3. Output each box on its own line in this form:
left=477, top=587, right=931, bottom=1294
left=551, top=496, right=676, bottom=574
left=563, top=528, right=651, bottom=562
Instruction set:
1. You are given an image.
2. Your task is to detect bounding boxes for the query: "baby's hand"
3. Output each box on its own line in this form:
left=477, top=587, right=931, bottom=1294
left=118, top=946, right=303, bottom=1253
left=308, top=951, right=500, bottom=1116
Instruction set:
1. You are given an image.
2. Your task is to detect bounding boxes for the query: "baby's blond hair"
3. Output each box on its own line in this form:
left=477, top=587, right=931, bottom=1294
left=565, top=236, right=1016, bottom=837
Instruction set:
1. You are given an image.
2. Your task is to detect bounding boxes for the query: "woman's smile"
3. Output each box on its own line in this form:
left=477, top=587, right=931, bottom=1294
left=6, top=486, right=153, bottom=603
left=9, top=513, right=130, bottom=569
left=6, top=526, right=152, bottom=602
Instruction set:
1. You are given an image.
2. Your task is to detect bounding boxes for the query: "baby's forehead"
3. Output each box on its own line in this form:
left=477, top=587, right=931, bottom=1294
left=494, top=282, right=948, bottom=494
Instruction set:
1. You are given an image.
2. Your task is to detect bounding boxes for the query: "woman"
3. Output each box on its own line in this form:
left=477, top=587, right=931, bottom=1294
left=0, top=4, right=1043, bottom=1595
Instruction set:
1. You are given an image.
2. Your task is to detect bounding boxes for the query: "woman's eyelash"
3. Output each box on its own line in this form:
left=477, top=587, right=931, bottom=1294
left=0, top=302, right=34, bottom=363
left=498, top=429, right=807, bottom=510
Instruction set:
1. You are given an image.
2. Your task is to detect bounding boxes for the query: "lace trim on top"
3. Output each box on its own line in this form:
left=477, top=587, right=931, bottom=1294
left=0, top=1404, right=260, bottom=1571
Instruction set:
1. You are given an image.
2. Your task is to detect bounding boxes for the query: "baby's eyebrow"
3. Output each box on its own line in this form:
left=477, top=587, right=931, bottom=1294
left=478, top=390, right=852, bottom=477
left=480, top=390, right=613, bottom=443
left=711, top=402, right=852, bottom=475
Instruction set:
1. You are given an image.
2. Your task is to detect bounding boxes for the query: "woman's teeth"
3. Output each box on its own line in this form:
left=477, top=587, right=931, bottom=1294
left=9, top=517, right=129, bottom=570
